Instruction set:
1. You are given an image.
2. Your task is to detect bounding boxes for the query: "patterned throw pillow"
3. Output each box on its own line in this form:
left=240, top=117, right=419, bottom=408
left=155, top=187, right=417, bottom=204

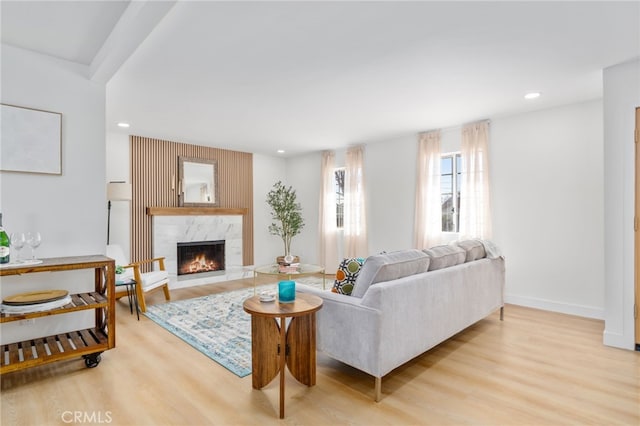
left=331, top=257, right=365, bottom=296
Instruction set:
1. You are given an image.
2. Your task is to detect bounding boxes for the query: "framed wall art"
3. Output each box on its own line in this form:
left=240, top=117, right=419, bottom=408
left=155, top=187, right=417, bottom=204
left=1, top=103, right=62, bottom=175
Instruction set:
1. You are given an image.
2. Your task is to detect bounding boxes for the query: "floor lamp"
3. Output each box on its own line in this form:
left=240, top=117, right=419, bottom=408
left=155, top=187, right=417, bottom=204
left=107, top=181, right=132, bottom=245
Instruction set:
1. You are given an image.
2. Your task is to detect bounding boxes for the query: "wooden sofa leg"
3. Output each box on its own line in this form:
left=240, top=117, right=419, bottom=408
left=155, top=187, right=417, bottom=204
left=162, top=284, right=171, bottom=301
left=500, top=306, right=504, bottom=321
left=375, top=377, right=382, bottom=402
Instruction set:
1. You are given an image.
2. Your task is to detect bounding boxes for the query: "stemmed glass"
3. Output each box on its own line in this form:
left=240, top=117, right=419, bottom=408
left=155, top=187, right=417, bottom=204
left=10, top=232, right=25, bottom=263
left=25, top=232, right=42, bottom=261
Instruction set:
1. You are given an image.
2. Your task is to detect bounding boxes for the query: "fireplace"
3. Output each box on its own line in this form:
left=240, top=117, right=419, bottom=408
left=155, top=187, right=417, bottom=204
left=177, top=240, right=225, bottom=279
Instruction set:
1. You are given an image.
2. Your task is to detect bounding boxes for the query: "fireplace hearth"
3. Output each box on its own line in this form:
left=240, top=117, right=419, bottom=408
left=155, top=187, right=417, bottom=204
left=177, top=240, right=225, bottom=279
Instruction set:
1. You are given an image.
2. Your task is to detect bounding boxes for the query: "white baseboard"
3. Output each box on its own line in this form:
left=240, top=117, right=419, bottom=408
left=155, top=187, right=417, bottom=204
left=602, top=329, right=636, bottom=350
left=504, top=293, right=604, bottom=320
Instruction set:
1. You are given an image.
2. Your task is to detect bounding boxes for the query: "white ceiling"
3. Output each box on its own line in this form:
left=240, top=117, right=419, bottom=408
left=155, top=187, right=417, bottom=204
left=2, top=1, right=639, bottom=157
left=1, top=1, right=130, bottom=65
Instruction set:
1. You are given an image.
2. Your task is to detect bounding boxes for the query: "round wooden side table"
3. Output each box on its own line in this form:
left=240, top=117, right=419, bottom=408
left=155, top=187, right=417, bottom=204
left=243, top=292, right=323, bottom=419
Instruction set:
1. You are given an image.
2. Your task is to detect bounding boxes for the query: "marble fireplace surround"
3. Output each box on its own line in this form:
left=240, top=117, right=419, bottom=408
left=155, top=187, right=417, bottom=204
left=148, top=207, right=251, bottom=289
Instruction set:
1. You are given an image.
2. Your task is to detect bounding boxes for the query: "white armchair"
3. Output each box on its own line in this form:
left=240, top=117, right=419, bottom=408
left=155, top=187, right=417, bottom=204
left=106, top=244, right=171, bottom=312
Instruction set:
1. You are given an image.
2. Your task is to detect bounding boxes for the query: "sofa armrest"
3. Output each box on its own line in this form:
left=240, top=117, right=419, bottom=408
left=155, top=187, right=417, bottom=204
left=297, top=283, right=383, bottom=377
left=296, top=284, right=359, bottom=304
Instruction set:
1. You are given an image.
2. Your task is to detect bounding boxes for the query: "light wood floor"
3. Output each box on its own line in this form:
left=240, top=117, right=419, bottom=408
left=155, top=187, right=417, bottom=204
left=2, top=275, right=639, bottom=426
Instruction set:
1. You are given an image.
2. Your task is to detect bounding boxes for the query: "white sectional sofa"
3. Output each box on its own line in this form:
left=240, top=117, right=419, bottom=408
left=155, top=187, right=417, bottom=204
left=297, top=240, right=505, bottom=401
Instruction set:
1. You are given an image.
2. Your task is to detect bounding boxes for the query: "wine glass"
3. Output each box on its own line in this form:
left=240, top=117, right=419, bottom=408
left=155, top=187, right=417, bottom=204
left=10, top=232, right=25, bottom=263
left=25, top=232, right=42, bottom=261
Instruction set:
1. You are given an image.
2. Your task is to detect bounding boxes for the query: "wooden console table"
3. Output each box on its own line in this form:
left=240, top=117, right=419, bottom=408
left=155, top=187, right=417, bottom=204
left=0, top=255, right=115, bottom=373
left=243, top=293, right=323, bottom=418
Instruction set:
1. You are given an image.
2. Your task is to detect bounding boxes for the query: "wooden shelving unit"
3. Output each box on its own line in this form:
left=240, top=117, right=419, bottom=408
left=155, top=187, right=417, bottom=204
left=0, top=255, right=115, bottom=373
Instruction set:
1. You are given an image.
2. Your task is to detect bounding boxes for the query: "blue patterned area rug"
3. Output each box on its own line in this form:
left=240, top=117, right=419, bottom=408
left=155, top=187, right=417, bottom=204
left=144, top=276, right=326, bottom=378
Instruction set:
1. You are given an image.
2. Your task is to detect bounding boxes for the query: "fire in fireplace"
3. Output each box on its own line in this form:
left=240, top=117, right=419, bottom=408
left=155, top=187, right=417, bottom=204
left=177, top=240, right=225, bottom=277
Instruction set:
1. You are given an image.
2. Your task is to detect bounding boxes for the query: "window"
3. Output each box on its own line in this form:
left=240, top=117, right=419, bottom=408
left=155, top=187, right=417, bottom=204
left=441, top=153, right=461, bottom=232
left=335, top=168, right=345, bottom=228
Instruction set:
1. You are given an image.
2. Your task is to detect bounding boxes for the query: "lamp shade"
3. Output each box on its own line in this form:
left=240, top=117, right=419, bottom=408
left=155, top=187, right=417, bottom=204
left=107, top=182, right=132, bottom=201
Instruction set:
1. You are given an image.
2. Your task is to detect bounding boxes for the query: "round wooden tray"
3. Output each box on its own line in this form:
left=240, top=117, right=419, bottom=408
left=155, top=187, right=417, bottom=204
left=3, top=290, right=69, bottom=306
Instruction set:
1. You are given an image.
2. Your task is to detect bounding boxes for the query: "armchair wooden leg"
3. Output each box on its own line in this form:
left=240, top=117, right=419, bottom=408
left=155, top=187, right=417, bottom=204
left=162, top=283, right=171, bottom=301
left=136, top=284, right=147, bottom=313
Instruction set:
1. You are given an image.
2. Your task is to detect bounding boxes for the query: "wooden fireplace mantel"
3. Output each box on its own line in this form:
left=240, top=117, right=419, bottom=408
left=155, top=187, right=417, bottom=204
left=146, top=207, right=248, bottom=216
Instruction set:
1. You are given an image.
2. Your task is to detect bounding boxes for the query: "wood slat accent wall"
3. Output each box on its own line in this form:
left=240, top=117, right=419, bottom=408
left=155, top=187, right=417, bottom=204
left=130, top=135, right=254, bottom=267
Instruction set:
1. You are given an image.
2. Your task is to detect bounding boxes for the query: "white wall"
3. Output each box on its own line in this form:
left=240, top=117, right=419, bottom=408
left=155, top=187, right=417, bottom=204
left=603, top=58, right=640, bottom=350
left=283, top=152, right=322, bottom=262
left=289, top=99, right=606, bottom=320
left=492, top=100, right=605, bottom=318
left=364, top=136, right=419, bottom=254
left=0, top=44, right=106, bottom=343
left=1, top=45, right=106, bottom=255
left=252, top=153, right=287, bottom=265
left=106, top=132, right=131, bottom=258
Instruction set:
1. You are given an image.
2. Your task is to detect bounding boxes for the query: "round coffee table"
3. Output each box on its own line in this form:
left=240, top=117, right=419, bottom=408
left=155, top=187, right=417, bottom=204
left=253, top=263, right=326, bottom=293
left=243, top=293, right=323, bottom=419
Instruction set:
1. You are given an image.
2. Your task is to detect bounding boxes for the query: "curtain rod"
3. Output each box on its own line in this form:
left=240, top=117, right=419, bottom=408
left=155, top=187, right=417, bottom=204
left=420, top=119, right=491, bottom=134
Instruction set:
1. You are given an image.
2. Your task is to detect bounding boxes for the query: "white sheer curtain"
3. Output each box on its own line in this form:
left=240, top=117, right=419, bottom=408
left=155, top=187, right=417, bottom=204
left=414, top=130, right=442, bottom=249
left=318, top=151, right=339, bottom=272
left=459, top=120, right=492, bottom=239
left=344, top=146, right=368, bottom=257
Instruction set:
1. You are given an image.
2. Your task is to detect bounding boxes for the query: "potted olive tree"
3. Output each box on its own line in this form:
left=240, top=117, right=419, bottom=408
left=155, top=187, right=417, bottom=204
left=266, top=181, right=304, bottom=264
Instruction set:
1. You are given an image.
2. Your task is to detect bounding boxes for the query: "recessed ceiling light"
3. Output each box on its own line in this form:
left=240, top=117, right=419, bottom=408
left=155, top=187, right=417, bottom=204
left=117, top=122, right=130, bottom=128
left=524, top=92, right=541, bottom=100
left=277, top=149, right=285, bottom=154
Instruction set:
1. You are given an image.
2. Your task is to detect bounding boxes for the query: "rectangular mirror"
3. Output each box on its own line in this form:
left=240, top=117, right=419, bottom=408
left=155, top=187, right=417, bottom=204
left=178, top=156, right=219, bottom=207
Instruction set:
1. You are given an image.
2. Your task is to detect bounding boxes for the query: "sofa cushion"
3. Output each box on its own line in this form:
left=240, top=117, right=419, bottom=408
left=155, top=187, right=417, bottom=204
left=455, top=239, right=487, bottom=262
left=424, top=245, right=466, bottom=271
left=331, top=257, right=365, bottom=295
left=351, top=249, right=430, bottom=298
